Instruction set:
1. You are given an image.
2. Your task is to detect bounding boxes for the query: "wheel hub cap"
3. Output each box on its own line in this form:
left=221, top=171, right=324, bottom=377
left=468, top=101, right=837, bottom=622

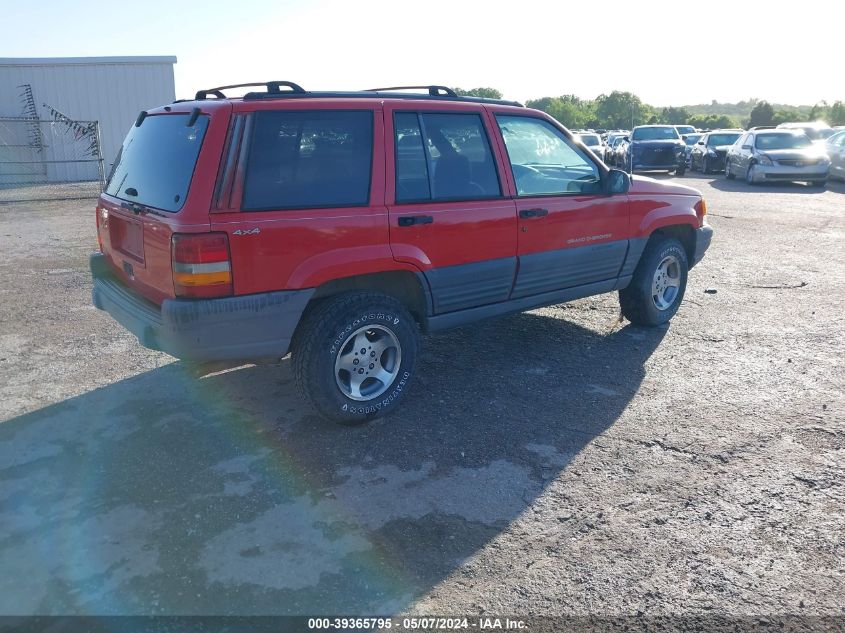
left=652, top=255, right=681, bottom=311
left=334, top=325, right=402, bottom=401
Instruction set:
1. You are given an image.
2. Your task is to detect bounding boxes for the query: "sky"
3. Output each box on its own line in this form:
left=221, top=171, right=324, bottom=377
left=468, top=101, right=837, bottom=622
left=2, top=0, right=843, bottom=107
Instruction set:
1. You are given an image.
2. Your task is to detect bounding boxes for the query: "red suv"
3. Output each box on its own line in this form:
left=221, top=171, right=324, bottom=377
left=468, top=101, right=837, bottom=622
left=91, top=82, right=713, bottom=424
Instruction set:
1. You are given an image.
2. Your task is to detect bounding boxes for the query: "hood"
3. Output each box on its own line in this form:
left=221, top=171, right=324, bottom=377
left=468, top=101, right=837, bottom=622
left=759, top=148, right=827, bottom=160
left=628, top=175, right=701, bottom=196
left=631, top=139, right=683, bottom=146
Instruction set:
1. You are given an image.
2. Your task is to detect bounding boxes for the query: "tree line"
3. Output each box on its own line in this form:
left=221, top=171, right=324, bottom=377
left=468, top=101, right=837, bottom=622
left=453, top=88, right=845, bottom=130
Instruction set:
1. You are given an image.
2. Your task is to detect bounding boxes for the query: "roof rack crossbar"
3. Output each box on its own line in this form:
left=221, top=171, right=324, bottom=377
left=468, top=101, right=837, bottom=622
left=194, top=81, right=305, bottom=100
left=364, top=85, right=458, bottom=97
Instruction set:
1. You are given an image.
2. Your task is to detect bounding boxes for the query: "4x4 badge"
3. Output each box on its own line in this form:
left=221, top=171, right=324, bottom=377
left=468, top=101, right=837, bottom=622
left=232, top=228, right=261, bottom=236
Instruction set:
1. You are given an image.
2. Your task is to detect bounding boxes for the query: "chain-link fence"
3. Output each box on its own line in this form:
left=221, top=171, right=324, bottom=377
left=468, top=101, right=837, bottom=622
left=0, top=114, right=105, bottom=203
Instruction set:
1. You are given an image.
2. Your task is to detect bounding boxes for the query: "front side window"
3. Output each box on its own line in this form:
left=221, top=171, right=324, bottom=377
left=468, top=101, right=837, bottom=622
left=394, top=112, right=501, bottom=203
left=496, top=115, right=601, bottom=196
left=242, top=110, right=373, bottom=210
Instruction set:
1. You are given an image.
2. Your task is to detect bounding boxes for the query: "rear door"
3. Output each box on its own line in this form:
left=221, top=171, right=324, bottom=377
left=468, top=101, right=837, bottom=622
left=210, top=103, right=392, bottom=296
left=492, top=113, right=629, bottom=298
left=384, top=103, right=517, bottom=314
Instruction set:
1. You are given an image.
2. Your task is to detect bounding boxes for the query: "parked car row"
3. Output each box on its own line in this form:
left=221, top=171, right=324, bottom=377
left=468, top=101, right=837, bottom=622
left=725, top=129, right=833, bottom=186
left=578, top=120, right=843, bottom=184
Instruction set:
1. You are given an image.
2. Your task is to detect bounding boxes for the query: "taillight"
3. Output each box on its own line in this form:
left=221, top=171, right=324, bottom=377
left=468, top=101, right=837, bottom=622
left=95, top=206, right=105, bottom=252
left=171, top=232, right=233, bottom=298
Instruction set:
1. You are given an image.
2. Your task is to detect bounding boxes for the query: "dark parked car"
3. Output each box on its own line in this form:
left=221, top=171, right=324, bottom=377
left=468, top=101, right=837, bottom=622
left=622, top=125, right=686, bottom=175
left=605, top=136, right=627, bottom=167
left=689, top=130, right=743, bottom=173
left=725, top=129, right=830, bottom=186
left=682, top=133, right=703, bottom=166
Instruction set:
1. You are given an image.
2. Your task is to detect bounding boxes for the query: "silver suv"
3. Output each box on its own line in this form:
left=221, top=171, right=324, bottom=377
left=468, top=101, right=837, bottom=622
left=725, top=129, right=830, bottom=187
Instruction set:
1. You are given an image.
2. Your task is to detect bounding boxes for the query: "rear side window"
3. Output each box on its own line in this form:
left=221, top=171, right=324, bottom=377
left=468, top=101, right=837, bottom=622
left=394, top=112, right=501, bottom=203
left=242, top=110, right=373, bottom=210
left=106, top=114, right=209, bottom=212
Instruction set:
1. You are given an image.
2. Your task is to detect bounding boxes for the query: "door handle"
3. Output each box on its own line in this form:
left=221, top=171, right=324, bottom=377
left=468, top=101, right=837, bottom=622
left=519, top=208, right=549, bottom=219
left=398, top=215, right=434, bottom=227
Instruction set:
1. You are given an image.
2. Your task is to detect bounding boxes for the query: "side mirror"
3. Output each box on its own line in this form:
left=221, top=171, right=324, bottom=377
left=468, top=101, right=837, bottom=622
left=623, top=136, right=630, bottom=142
left=682, top=134, right=688, bottom=140
left=697, top=141, right=705, bottom=145
left=608, top=169, right=630, bottom=194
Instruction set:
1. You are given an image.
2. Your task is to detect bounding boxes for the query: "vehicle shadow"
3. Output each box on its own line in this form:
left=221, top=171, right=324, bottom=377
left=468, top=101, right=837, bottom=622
left=0, top=311, right=665, bottom=615
left=683, top=171, right=845, bottom=194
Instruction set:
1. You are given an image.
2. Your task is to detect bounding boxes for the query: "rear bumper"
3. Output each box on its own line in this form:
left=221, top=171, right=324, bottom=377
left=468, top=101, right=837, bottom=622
left=90, top=253, right=314, bottom=362
left=690, top=224, right=714, bottom=268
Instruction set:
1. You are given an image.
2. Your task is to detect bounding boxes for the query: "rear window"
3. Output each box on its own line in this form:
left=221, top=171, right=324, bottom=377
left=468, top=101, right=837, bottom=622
left=106, top=114, right=209, bottom=212
left=242, top=110, right=373, bottom=210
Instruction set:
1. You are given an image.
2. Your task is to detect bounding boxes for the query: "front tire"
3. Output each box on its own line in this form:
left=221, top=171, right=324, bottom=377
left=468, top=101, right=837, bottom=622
left=292, top=292, right=419, bottom=424
left=746, top=164, right=758, bottom=185
left=619, top=237, right=689, bottom=326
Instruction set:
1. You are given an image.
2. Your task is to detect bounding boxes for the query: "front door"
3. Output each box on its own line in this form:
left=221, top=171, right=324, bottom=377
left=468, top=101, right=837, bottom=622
left=492, top=113, right=630, bottom=298
left=385, top=105, right=517, bottom=314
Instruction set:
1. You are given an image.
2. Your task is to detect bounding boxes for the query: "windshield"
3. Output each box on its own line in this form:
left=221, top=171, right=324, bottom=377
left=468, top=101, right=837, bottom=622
left=684, top=134, right=702, bottom=145
left=579, top=134, right=601, bottom=146
left=106, top=114, right=209, bottom=212
left=708, top=133, right=741, bottom=147
left=755, top=133, right=812, bottom=150
left=798, top=127, right=835, bottom=141
left=632, top=127, right=680, bottom=141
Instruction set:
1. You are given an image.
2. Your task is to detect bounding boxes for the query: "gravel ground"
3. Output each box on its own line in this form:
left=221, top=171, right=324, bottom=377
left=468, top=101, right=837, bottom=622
left=0, top=175, right=843, bottom=620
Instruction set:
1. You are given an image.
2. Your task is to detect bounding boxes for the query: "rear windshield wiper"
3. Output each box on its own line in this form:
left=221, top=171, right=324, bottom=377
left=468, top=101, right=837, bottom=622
left=120, top=199, right=167, bottom=218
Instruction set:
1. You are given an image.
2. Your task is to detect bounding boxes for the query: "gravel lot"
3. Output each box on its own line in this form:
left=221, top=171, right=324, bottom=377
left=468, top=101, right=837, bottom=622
left=0, top=175, right=843, bottom=619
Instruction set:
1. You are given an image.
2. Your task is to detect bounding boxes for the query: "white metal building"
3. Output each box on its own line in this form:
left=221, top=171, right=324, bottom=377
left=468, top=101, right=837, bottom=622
left=0, top=56, right=177, bottom=181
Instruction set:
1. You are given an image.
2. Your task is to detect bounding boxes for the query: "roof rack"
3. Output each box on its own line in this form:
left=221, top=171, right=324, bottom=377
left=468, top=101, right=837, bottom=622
left=185, top=81, right=523, bottom=107
left=194, top=81, right=305, bottom=100
left=364, top=85, right=457, bottom=97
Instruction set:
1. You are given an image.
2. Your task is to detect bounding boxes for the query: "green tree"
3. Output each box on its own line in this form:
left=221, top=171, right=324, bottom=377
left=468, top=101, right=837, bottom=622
left=594, top=91, right=650, bottom=129
left=525, top=95, right=595, bottom=129
left=771, top=107, right=802, bottom=125
left=453, top=87, right=503, bottom=99
left=748, top=101, right=774, bottom=127
left=829, top=101, right=845, bottom=126
left=659, top=106, right=692, bottom=125
left=687, top=114, right=740, bottom=130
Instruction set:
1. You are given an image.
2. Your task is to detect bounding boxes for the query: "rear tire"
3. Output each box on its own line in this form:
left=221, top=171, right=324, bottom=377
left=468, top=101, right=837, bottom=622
left=619, top=237, right=689, bottom=327
left=292, top=292, right=419, bottom=425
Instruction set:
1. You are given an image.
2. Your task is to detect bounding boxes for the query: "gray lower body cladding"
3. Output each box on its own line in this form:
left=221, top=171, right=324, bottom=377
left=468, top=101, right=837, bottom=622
left=90, top=253, right=314, bottom=362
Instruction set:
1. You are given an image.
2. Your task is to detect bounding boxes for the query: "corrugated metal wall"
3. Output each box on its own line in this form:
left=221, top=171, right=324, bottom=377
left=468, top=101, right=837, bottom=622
left=0, top=57, right=176, bottom=180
